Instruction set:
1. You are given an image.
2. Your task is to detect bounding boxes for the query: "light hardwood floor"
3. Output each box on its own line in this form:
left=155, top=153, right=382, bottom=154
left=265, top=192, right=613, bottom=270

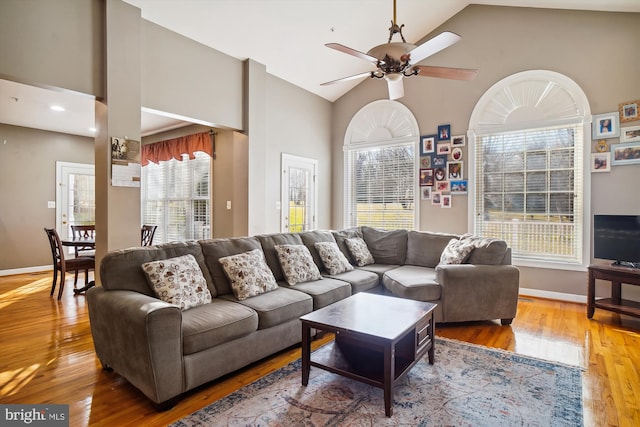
left=1, top=271, right=638, bottom=426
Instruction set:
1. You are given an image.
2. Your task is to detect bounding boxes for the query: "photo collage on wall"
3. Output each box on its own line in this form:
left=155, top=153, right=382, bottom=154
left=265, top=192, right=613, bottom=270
left=591, top=99, right=640, bottom=173
left=419, top=124, right=467, bottom=207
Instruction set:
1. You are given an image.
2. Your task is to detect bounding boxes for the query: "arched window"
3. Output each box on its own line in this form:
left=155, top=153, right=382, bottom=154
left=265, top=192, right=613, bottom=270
left=344, top=100, right=419, bottom=230
left=468, top=70, right=591, bottom=269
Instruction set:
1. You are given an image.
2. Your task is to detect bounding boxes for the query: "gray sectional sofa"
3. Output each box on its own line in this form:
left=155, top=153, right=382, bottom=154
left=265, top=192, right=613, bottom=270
left=86, top=226, right=519, bottom=408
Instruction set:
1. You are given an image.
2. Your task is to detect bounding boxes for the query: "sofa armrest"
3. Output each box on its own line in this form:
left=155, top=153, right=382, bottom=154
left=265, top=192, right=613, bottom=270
left=435, top=264, right=520, bottom=323
left=86, top=286, right=184, bottom=404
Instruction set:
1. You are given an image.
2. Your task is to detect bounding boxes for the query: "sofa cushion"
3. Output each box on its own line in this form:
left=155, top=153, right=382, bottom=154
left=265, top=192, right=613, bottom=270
left=221, top=287, right=313, bottom=329
left=405, top=230, right=460, bottom=268
left=361, top=226, right=408, bottom=264
left=257, top=233, right=304, bottom=281
left=218, top=249, right=279, bottom=301
left=382, top=265, right=441, bottom=301
left=141, top=254, right=212, bottom=310
left=100, top=241, right=215, bottom=296
left=181, top=298, right=258, bottom=355
left=279, top=277, right=352, bottom=310
left=345, top=237, right=375, bottom=266
left=275, top=244, right=322, bottom=285
left=439, top=238, right=476, bottom=265
left=325, top=268, right=379, bottom=293
left=331, top=228, right=363, bottom=265
left=465, top=236, right=509, bottom=265
left=200, top=237, right=263, bottom=296
left=314, top=242, right=354, bottom=275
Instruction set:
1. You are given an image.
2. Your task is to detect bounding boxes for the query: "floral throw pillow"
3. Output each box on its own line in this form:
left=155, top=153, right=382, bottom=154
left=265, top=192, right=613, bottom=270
left=275, top=244, right=322, bottom=285
left=345, top=237, right=375, bottom=266
left=141, top=254, right=212, bottom=310
left=439, top=238, right=476, bottom=265
left=314, top=241, right=354, bottom=275
left=218, top=249, right=279, bottom=301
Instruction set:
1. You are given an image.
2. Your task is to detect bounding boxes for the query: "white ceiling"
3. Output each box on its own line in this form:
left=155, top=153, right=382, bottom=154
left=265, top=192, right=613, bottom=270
left=1, top=0, right=639, bottom=138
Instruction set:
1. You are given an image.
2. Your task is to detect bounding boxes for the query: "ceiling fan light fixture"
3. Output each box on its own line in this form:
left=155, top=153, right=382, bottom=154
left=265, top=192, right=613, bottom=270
left=384, top=73, right=403, bottom=83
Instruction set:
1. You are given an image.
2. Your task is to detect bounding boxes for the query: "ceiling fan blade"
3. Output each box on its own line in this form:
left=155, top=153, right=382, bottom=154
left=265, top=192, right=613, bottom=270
left=387, top=78, right=405, bottom=100
left=407, top=31, right=462, bottom=65
left=325, top=43, right=383, bottom=65
left=413, top=65, right=478, bottom=81
left=321, top=71, right=373, bottom=86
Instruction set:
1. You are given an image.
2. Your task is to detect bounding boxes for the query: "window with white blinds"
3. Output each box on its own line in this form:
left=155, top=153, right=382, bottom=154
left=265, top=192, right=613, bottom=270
left=141, top=151, right=211, bottom=244
left=474, top=125, right=584, bottom=264
left=346, top=142, right=415, bottom=230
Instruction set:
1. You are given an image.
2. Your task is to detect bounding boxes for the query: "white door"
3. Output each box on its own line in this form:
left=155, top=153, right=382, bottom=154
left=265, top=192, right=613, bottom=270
left=281, top=154, right=317, bottom=232
left=56, top=162, right=95, bottom=242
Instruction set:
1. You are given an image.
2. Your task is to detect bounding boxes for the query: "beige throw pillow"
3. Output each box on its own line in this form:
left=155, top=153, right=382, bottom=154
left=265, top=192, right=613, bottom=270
left=439, top=238, right=477, bottom=265
left=345, top=237, right=375, bottom=266
left=141, top=254, right=212, bottom=310
left=275, top=244, right=322, bottom=285
left=218, top=249, right=279, bottom=300
left=314, top=241, right=354, bottom=275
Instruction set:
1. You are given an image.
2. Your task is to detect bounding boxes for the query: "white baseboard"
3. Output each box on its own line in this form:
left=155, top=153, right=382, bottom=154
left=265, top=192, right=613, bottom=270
left=519, top=287, right=586, bottom=304
left=0, top=265, right=51, bottom=277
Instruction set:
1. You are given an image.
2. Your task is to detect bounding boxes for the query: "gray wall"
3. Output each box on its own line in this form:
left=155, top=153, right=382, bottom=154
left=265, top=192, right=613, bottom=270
left=0, top=124, right=94, bottom=270
left=331, top=5, right=640, bottom=298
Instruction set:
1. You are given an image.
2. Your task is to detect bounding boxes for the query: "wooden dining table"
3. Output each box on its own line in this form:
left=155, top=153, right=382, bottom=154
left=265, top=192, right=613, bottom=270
left=61, top=236, right=96, bottom=294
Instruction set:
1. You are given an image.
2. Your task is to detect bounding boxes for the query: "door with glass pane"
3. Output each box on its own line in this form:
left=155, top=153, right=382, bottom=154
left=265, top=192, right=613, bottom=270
left=281, top=154, right=317, bottom=232
left=56, top=162, right=95, bottom=244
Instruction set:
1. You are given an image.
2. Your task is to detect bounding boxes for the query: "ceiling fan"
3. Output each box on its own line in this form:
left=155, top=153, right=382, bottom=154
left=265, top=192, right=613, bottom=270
left=321, top=0, right=478, bottom=100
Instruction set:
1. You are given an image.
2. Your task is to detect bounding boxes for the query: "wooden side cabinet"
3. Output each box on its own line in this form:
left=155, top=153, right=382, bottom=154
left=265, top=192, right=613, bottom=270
left=587, top=263, right=640, bottom=319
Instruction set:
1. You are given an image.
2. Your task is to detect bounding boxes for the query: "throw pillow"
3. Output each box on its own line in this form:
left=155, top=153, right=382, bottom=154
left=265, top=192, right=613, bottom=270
left=141, top=254, right=212, bottom=310
left=344, top=237, right=375, bottom=266
left=439, top=238, right=476, bottom=265
left=314, top=241, right=354, bottom=275
left=274, top=244, right=322, bottom=285
left=218, top=249, right=279, bottom=300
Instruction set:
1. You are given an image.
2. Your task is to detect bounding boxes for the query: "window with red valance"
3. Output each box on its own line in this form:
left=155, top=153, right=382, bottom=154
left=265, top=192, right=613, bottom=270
left=141, top=131, right=213, bottom=166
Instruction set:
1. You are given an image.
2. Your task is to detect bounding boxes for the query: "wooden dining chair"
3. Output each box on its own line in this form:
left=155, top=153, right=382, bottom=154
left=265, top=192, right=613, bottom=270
left=44, top=228, right=95, bottom=300
left=70, top=224, right=96, bottom=258
left=141, top=225, right=158, bottom=246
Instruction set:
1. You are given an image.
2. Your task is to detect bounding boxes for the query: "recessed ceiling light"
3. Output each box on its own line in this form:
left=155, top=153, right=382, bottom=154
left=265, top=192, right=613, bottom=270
left=50, top=105, right=65, bottom=112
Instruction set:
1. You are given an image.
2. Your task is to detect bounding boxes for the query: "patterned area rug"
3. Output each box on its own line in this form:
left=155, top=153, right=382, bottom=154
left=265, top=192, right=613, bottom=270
left=172, top=337, right=583, bottom=426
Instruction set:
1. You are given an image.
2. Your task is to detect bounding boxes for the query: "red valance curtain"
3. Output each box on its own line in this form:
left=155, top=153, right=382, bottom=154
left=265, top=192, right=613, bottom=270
left=141, top=131, right=213, bottom=166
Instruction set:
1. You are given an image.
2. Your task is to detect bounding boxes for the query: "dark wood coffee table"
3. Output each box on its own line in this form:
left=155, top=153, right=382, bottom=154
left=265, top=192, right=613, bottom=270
left=300, top=292, right=436, bottom=417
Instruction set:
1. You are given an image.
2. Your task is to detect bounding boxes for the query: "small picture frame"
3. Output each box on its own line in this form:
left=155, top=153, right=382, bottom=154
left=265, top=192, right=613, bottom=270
left=620, top=125, right=640, bottom=142
left=441, top=194, right=452, bottom=208
left=591, top=152, right=610, bottom=172
left=432, top=155, right=447, bottom=167
left=447, top=161, right=463, bottom=180
left=432, top=191, right=442, bottom=205
left=592, top=112, right=620, bottom=139
left=437, top=143, right=451, bottom=155
left=421, top=187, right=432, bottom=200
left=619, top=99, right=640, bottom=123
left=436, top=181, right=450, bottom=192
left=450, top=180, right=468, bottom=194
left=611, top=141, right=640, bottom=166
left=451, top=147, right=463, bottom=161
left=451, top=135, right=466, bottom=146
left=420, top=156, right=432, bottom=168
left=420, top=135, right=436, bottom=154
left=437, top=124, right=451, bottom=141
left=419, top=168, right=434, bottom=186
left=434, top=167, right=446, bottom=181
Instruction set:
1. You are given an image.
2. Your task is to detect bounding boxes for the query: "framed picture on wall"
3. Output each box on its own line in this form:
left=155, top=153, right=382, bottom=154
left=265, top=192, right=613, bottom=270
left=437, top=143, right=451, bottom=155
left=591, top=152, right=610, bottom=172
left=620, top=125, right=640, bottom=142
left=451, top=135, right=466, bottom=146
left=419, top=168, right=434, bottom=186
left=619, top=99, right=640, bottom=123
left=441, top=194, right=452, bottom=208
left=437, top=124, right=451, bottom=141
left=420, top=135, right=436, bottom=154
left=421, top=187, right=432, bottom=200
left=592, top=112, right=620, bottom=139
left=611, top=141, right=640, bottom=165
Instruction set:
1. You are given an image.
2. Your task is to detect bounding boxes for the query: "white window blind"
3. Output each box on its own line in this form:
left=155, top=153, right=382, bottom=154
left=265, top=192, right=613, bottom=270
left=346, top=142, right=415, bottom=230
left=141, top=151, right=211, bottom=243
left=474, top=125, right=584, bottom=264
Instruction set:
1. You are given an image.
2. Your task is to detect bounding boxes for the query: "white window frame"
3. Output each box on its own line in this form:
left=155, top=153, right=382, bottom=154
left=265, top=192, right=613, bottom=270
left=280, top=153, right=318, bottom=233
left=343, top=100, right=420, bottom=230
left=468, top=70, right=592, bottom=271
